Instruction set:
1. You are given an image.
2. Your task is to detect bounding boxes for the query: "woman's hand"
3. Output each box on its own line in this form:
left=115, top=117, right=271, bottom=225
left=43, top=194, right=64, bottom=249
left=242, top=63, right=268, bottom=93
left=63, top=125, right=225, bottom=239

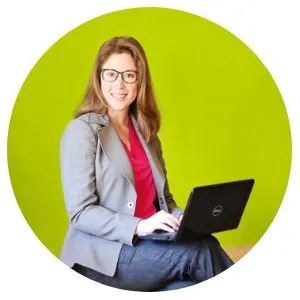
left=135, top=210, right=180, bottom=236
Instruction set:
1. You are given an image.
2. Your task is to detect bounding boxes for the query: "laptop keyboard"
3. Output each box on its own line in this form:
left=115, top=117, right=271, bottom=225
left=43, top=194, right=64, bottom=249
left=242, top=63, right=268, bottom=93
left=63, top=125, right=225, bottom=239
left=139, top=230, right=177, bottom=241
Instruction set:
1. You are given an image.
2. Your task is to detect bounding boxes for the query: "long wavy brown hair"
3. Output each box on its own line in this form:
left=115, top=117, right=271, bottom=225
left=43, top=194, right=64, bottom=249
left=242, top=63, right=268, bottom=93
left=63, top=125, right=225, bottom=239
left=74, top=36, right=161, bottom=143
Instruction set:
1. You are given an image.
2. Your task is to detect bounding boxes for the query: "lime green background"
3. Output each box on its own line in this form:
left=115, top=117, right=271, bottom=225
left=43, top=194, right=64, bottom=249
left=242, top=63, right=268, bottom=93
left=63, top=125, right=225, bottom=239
left=7, top=7, right=291, bottom=257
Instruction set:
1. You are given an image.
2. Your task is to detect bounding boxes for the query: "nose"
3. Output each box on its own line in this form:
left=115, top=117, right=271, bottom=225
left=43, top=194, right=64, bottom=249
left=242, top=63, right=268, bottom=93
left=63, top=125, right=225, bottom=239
left=113, top=74, right=126, bottom=88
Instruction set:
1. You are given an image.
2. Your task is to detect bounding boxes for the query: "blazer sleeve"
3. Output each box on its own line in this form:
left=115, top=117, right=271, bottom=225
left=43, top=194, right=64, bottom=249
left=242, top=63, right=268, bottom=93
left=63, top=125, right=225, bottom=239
left=59, top=119, right=141, bottom=246
left=155, top=137, right=185, bottom=219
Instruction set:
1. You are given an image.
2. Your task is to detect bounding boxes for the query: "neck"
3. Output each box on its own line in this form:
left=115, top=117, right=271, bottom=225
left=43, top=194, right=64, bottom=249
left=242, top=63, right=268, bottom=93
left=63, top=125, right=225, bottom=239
left=108, top=110, right=130, bottom=128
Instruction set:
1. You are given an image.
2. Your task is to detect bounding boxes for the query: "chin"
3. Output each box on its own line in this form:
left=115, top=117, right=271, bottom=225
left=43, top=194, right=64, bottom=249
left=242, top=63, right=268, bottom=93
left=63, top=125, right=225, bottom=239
left=107, top=98, right=135, bottom=112
left=108, top=104, right=131, bottom=112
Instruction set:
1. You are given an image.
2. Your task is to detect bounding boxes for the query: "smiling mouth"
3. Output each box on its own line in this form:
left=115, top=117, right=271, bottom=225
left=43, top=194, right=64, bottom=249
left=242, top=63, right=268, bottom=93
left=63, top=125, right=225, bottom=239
left=111, top=93, right=127, bottom=100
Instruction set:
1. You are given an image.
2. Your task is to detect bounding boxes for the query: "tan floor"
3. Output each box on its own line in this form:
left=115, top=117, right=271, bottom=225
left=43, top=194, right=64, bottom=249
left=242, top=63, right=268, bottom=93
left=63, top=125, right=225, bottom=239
left=224, top=245, right=253, bottom=262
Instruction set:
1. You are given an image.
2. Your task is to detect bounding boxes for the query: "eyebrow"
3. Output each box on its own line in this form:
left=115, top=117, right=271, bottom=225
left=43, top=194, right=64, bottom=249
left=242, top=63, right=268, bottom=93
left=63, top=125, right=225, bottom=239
left=102, top=68, right=137, bottom=72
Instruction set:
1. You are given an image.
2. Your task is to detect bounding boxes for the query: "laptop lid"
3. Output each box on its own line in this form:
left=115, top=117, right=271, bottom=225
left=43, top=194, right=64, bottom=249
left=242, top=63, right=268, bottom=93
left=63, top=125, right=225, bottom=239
left=176, top=178, right=255, bottom=239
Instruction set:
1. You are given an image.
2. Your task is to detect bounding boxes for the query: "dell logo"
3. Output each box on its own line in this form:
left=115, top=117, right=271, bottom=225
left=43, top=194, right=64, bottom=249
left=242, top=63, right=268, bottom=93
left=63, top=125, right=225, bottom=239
left=212, top=205, right=223, bottom=216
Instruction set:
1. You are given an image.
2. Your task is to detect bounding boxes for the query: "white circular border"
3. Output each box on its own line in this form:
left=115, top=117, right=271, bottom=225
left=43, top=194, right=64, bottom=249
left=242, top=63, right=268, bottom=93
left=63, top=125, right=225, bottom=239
left=1, top=0, right=299, bottom=299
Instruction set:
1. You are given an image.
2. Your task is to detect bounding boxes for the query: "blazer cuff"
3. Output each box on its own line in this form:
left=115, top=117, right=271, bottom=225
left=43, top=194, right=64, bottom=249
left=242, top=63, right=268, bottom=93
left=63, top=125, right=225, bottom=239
left=118, top=214, right=142, bottom=246
left=171, top=207, right=185, bottom=220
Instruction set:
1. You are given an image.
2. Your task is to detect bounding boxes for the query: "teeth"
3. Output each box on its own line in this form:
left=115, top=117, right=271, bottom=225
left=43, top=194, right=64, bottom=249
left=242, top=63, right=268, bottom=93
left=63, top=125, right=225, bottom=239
left=112, top=94, right=127, bottom=100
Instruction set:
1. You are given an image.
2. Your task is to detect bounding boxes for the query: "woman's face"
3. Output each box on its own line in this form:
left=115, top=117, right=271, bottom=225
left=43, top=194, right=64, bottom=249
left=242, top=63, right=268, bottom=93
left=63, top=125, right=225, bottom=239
left=100, top=53, right=138, bottom=114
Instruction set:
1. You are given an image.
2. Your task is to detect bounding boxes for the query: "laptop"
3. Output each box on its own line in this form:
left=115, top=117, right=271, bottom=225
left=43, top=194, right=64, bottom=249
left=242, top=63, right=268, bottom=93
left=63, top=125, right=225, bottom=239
left=139, top=178, right=255, bottom=242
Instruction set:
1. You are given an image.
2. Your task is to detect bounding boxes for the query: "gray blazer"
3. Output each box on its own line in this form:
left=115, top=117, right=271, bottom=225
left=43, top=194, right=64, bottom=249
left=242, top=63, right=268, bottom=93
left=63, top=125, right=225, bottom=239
left=59, top=112, right=184, bottom=277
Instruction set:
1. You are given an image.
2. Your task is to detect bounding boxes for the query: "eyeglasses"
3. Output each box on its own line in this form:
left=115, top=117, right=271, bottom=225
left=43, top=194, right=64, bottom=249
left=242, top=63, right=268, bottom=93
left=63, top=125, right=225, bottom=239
left=101, top=69, right=138, bottom=84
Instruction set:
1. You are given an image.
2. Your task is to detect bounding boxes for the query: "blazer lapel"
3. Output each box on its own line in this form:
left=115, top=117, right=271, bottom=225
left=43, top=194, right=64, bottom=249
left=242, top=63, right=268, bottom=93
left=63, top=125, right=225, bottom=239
left=97, top=118, right=135, bottom=189
left=96, top=113, right=165, bottom=195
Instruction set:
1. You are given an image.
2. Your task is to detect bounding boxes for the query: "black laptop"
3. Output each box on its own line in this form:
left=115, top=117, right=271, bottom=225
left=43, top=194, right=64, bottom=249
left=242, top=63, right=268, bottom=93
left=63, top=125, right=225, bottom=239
left=139, top=178, right=255, bottom=242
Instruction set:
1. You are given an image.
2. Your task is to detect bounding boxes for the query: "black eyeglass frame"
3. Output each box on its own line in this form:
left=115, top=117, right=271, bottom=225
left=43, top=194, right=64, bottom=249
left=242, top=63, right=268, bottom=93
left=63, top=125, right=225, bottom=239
left=101, top=68, right=138, bottom=84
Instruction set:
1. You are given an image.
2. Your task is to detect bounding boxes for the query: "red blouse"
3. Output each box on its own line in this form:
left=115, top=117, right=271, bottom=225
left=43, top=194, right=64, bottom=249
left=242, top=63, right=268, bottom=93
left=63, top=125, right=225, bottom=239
left=121, top=118, right=158, bottom=219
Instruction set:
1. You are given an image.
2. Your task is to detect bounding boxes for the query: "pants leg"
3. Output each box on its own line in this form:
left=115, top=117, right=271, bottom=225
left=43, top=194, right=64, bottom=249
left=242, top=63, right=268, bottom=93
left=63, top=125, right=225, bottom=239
left=186, top=235, right=234, bottom=281
left=72, top=234, right=234, bottom=291
left=154, top=280, right=196, bottom=291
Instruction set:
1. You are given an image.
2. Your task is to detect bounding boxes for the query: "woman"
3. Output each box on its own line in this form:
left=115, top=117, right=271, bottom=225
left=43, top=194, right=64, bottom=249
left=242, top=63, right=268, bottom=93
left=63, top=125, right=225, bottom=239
left=59, top=36, right=233, bottom=291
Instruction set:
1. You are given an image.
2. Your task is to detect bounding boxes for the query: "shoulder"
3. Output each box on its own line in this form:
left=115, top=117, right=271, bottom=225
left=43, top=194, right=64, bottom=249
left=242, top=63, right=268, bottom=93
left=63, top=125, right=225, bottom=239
left=64, top=112, right=108, bottom=134
left=77, top=112, right=109, bottom=127
left=60, top=112, right=108, bottom=146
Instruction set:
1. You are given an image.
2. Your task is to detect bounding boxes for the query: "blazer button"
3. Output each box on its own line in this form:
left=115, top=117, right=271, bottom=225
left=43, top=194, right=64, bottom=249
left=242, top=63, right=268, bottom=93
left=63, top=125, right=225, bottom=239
left=127, top=202, right=134, bottom=209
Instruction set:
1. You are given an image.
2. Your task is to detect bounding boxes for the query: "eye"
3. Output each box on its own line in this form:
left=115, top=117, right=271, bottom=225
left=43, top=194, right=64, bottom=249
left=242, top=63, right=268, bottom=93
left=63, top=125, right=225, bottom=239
left=124, top=72, right=136, bottom=79
left=107, top=71, right=116, bottom=78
